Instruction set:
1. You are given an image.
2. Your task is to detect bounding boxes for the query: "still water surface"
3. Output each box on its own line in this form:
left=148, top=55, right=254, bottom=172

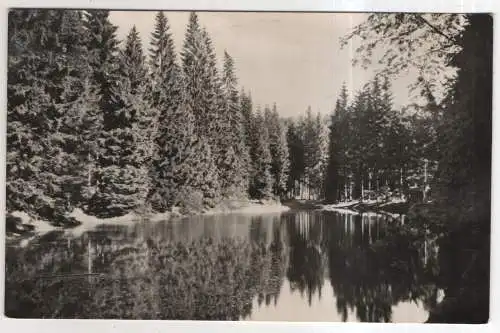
left=5, top=210, right=442, bottom=322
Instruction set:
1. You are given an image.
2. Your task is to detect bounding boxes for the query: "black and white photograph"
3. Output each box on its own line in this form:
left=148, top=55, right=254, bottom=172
left=3, top=8, right=492, bottom=323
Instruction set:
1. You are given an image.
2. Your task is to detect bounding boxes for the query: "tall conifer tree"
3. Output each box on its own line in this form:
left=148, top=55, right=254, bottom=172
left=182, top=13, right=217, bottom=138
left=85, top=11, right=150, bottom=217
left=325, top=83, right=349, bottom=202
left=265, top=104, right=290, bottom=197
left=148, top=11, right=184, bottom=210
left=7, top=10, right=59, bottom=216
left=180, top=12, right=222, bottom=205
left=240, top=90, right=255, bottom=195
left=286, top=119, right=306, bottom=198
left=249, top=107, right=273, bottom=199
left=220, top=51, right=250, bottom=198
left=8, top=10, right=98, bottom=220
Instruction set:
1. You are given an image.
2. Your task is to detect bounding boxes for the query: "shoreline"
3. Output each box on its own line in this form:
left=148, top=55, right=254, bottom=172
left=6, top=200, right=291, bottom=245
left=320, top=198, right=410, bottom=216
left=6, top=198, right=412, bottom=248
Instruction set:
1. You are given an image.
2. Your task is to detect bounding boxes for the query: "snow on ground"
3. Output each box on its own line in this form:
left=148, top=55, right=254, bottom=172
left=10, top=210, right=62, bottom=236
left=69, top=208, right=138, bottom=225
left=362, top=199, right=379, bottom=205
left=379, top=197, right=406, bottom=206
left=65, top=208, right=139, bottom=237
left=320, top=201, right=360, bottom=214
left=148, top=211, right=174, bottom=222
left=204, top=200, right=290, bottom=216
left=9, top=211, right=64, bottom=248
left=324, top=200, right=360, bottom=208
left=381, top=211, right=403, bottom=219
left=11, top=201, right=291, bottom=241
left=321, top=206, right=360, bottom=215
left=320, top=197, right=407, bottom=216
left=231, top=201, right=290, bottom=215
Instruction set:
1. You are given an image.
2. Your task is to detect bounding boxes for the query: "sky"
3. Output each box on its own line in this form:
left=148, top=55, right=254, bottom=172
left=110, top=11, right=414, bottom=118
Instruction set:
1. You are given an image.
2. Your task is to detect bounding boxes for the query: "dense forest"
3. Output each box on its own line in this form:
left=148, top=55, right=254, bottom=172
left=6, top=10, right=492, bottom=323
left=342, top=13, right=492, bottom=323
left=7, top=10, right=294, bottom=222
left=7, top=9, right=444, bottom=224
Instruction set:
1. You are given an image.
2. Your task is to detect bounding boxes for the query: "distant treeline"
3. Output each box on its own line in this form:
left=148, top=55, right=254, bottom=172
left=323, top=78, right=439, bottom=203
left=286, top=77, right=439, bottom=203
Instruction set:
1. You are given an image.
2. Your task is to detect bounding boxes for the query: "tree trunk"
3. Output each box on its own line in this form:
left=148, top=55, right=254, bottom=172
left=353, top=170, right=362, bottom=200
left=87, top=152, right=92, bottom=187
left=344, top=179, right=348, bottom=202
left=368, top=172, right=372, bottom=192
left=361, top=176, right=365, bottom=201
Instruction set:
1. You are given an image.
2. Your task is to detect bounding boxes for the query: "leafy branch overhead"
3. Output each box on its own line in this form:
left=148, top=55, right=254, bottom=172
left=341, top=13, right=466, bottom=105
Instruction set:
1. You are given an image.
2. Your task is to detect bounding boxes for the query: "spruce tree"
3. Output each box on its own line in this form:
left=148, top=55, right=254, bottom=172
left=249, top=107, right=273, bottom=199
left=180, top=12, right=223, bottom=205
left=221, top=51, right=250, bottom=198
left=325, top=83, right=349, bottom=203
left=276, top=122, right=291, bottom=198
left=116, top=26, right=158, bottom=209
left=148, top=14, right=178, bottom=146
left=85, top=12, right=150, bottom=217
left=200, top=28, right=243, bottom=199
left=357, top=78, right=390, bottom=195
left=315, top=112, right=329, bottom=199
left=301, top=107, right=324, bottom=199
left=265, top=104, right=290, bottom=198
left=84, top=9, right=121, bottom=212
left=346, top=89, right=368, bottom=199
left=7, top=10, right=52, bottom=215
left=7, top=10, right=97, bottom=221
left=84, top=10, right=121, bottom=127
left=149, top=11, right=182, bottom=111
left=150, top=95, right=221, bottom=211
left=240, top=91, right=254, bottom=155
left=240, top=90, right=255, bottom=195
left=54, top=78, right=102, bottom=211
left=53, top=11, right=102, bottom=213
left=286, top=120, right=305, bottom=198
left=7, top=12, right=52, bottom=214
left=181, top=13, right=218, bottom=139
left=378, top=78, right=410, bottom=190
left=148, top=11, right=183, bottom=211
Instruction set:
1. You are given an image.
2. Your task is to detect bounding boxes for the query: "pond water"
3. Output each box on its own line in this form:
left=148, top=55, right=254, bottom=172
left=5, top=209, right=443, bottom=321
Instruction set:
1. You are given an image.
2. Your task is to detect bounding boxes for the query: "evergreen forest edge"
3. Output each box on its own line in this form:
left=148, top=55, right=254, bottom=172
left=5, top=10, right=493, bottom=323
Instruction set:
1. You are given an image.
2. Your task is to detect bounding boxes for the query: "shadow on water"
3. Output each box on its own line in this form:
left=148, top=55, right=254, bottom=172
left=5, top=210, right=444, bottom=321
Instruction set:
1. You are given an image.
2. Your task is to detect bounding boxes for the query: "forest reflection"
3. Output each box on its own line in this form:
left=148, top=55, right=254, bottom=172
left=5, top=210, right=442, bottom=321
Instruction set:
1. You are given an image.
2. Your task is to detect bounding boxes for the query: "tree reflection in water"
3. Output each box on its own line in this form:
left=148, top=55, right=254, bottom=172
left=323, top=212, right=441, bottom=322
left=5, top=210, right=442, bottom=321
left=285, top=212, right=325, bottom=306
